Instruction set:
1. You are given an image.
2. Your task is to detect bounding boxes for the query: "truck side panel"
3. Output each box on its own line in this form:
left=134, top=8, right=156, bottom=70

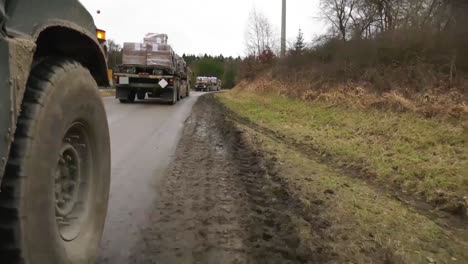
left=0, top=37, right=35, bottom=181
left=0, top=39, right=11, bottom=178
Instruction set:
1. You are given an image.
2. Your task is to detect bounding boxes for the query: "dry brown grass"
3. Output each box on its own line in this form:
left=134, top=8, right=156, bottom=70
left=100, top=89, right=116, bottom=98
left=238, top=77, right=468, bottom=121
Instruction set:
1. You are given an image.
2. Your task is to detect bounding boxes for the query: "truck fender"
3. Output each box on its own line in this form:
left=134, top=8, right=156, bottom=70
left=0, top=24, right=108, bottom=183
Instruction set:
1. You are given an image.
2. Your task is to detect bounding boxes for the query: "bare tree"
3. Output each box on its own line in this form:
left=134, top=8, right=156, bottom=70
left=245, top=9, right=278, bottom=57
left=107, top=39, right=122, bottom=70
left=320, top=0, right=456, bottom=40
left=346, top=0, right=379, bottom=39
left=320, top=0, right=358, bottom=41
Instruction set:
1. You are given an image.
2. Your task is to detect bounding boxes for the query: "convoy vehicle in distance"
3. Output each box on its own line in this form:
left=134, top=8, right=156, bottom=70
left=115, top=33, right=190, bottom=104
left=195, top=76, right=221, bottom=92
left=212, top=77, right=222, bottom=91
left=195, top=76, right=210, bottom=91
left=0, top=1, right=111, bottom=263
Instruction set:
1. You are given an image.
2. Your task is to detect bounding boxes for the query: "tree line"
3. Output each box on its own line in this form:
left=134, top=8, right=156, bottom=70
left=182, top=54, right=241, bottom=89
left=107, top=1, right=468, bottom=93
left=241, top=1, right=468, bottom=94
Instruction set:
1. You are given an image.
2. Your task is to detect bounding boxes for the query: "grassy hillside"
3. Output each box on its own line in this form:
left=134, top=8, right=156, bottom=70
left=218, top=89, right=467, bottom=214
left=216, top=84, right=468, bottom=263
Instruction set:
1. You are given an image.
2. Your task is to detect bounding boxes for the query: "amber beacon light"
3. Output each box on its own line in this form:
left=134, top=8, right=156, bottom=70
left=96, top=29, right=106, bottom=42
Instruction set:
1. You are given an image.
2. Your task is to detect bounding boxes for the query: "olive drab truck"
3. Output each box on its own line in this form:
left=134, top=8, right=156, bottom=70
left=195, top=76, right=210, bottom=92
left=0, top=1, right=111, bottom=263
left=114, top=33, right=190, bottom=104
left=195, top=76, right=221, bottom=92
left=209, top=77, right=222, bottom=91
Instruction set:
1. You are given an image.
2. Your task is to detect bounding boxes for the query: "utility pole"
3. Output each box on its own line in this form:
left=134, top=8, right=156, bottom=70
left=281, top=0, right=286, bottom=57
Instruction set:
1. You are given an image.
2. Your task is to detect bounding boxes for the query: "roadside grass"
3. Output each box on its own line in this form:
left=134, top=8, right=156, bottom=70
left=240, top=125, right=468, bottom=263
left=217, top=91, right=468, bottom=214
left=100, top=89, right=115, bottom=97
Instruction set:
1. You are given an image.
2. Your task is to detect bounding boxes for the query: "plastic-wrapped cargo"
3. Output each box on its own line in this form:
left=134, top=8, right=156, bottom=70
left=122, top=33, right=180, bottom=73
left=146, top=43, right=175, bottom=70
left=144, top=33, right=168, bottom=45
left=122, top=42, right=146, bottom=65
left=197, top=76, right=209, bottom=83
left=175, top=55, right=187, bottom=78
left=209, top=77, right=218, bottom=84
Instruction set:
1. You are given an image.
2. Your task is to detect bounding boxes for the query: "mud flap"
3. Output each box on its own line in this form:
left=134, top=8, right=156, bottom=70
left=160, top=88, right=175, bottom=101
left=115, top=86, right=132, bottom=99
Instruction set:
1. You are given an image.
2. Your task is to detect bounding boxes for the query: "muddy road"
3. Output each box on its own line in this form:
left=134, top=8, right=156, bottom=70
left=97, top=93, right=203, bottom=263
left=96, top=91, right=468, bottom=264
left=98, top=94, right=322, bottom=264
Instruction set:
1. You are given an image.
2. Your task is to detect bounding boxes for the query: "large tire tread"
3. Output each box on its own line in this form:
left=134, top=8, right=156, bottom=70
left=0, top=58, right=84, bottom=263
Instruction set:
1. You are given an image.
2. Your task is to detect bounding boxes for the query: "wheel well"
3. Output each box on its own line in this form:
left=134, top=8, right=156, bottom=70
left=34, top=26, right=108, bottom=87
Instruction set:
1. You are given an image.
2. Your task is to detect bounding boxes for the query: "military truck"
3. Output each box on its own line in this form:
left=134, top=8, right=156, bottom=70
left=0, top=1, right=110, bottom=263
left=114, top=33, right=189, bottom=104
left=209, top=77, right=222, bottom=91
left=195, top=76, right=221, bottom=92
left=195, top=76, right=210, bottom=92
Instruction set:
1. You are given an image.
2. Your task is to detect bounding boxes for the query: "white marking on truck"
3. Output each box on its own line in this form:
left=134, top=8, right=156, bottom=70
left=159, top=79, right=168, bottom=88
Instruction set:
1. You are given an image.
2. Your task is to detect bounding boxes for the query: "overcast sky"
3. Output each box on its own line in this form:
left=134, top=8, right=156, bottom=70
left=79, top=0, right=327, bottom=57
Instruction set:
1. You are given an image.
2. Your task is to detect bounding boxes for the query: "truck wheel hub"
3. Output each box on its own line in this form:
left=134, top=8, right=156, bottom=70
left=55, top=144, right=81, bottom=217
left=54, top=124, right=90, bottom=241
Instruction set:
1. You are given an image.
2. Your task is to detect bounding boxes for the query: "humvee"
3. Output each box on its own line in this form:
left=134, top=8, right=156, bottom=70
left=0, top=1, right=110, bottom=263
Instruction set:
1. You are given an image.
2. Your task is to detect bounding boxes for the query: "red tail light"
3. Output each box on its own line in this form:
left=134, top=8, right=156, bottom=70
left=169, top=79, right=174, bottom=86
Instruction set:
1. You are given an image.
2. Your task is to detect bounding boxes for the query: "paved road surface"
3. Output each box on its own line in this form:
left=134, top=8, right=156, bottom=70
left=97, top=92, right=203, bottom=264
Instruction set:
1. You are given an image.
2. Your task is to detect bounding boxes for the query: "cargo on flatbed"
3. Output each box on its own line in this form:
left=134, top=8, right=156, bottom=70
left=195, top=76, right=221, bottom=92
left=115, top=33, right=191, bottom=105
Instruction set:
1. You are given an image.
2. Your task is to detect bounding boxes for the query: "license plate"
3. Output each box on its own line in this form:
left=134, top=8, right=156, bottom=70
left=119, top=77, right=129, bottom=85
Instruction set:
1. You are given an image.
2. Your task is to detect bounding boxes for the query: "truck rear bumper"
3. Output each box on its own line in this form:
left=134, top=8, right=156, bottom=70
left=195, top=86, right=208, bottom=91
left=116, top=85, right=175, bottom=101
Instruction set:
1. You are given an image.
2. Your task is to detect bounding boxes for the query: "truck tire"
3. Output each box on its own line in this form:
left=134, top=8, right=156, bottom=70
left=177, top=84, right=181, bottom=101
left=0, top=58, right=111, bottom=264
left=180, top=84, right=185, bottom=99
left=170, top=87, right=177, bottom=105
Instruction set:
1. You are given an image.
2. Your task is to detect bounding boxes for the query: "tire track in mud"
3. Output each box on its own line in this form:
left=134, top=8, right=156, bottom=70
left=128, top=95, right=335, bottom=264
